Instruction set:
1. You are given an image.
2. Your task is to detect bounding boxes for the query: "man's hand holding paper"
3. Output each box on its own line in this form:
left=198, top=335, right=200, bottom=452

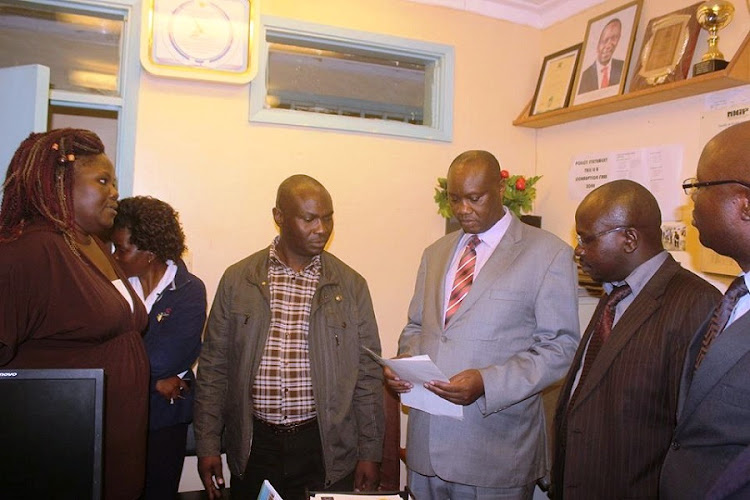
left=371, top=348, right=463, bottom=419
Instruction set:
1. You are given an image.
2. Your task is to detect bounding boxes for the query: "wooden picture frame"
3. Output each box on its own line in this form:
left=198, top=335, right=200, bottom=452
left=531, top=43, right=582, bottom=116
left=572, top=0, right=643, bottom=106
left=629, top=2, right=702, bottom=92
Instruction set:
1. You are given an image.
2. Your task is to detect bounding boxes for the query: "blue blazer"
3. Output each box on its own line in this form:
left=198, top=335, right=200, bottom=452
left=144, top=259, right=206, bottom=430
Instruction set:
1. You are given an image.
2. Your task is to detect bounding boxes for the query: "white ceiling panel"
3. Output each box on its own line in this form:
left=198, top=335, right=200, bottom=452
left=404, top=0, right=606, bottom=28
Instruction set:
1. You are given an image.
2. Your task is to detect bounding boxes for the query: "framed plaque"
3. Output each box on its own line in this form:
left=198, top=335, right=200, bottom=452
left=572, top=0, right=642, bottom=106
left=629, top=2, right=702, bottom=91
left=530, top=43, right=582, bottom=116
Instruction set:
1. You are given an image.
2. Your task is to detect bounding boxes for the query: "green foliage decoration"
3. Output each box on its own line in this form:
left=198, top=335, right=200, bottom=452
left=434, top=171, right=542, bottom=219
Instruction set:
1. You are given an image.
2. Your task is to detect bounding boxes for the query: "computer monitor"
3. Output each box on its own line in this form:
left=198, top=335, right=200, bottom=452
left=0, top=368, right=104, bottom=500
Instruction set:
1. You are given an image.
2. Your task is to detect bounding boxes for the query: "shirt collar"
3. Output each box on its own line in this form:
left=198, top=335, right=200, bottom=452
left=604, top=251, right=669, bottom=297
left=269, top=236, right=322, bottom=274
left=459, top=208, right=511, bottom=250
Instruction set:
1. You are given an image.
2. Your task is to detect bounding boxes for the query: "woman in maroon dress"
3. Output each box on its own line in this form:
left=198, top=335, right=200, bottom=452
left=0, top=129, right=150, bottom=499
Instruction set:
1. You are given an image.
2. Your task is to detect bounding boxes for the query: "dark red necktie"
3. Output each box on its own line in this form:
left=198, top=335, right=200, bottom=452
left=568, top=284, right=631, bottom=409
left=445, top=235, right=480, bottom=326
left=694, top=276, right=748, bottom=370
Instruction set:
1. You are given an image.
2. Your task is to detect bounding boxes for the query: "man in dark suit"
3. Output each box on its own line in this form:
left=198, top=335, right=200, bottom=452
left=385, top=150, right=580, bottom=500
left=578, top=18, right=624, bottom=94
left=660, top=121, right=750, bottom=499
left=552, top=180, right=719, bottom=499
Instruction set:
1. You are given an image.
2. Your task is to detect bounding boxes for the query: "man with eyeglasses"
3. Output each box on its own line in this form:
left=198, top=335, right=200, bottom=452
left=661, top=121, right=750, bottom=500
left=552, top=180, right=719, bottom=499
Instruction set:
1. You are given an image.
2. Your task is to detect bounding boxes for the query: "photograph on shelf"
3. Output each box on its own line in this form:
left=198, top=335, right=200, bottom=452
left=629, top=2, right=702, bottom=92
left=572, top=0, right=643, bottom=106
left=530, top=43, right=583, bottom=116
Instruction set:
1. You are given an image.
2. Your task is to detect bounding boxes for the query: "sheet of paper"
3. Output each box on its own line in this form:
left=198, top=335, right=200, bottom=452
left=257, top=479, right=283, bottom=500
left=364, top=347, right=463, bottom=419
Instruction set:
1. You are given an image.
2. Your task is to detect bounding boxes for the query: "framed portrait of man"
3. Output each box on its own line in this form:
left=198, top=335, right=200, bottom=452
left=572, top=0, right=643, bottom=106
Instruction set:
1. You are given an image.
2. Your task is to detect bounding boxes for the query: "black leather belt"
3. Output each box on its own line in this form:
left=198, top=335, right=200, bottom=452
left=254, top=417, right=317, bottom=435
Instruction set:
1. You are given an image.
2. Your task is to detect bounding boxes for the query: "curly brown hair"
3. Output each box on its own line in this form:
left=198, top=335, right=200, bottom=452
left=0, top=128, right=105, bottom=245
left=113, top=196, right=186, bottom=263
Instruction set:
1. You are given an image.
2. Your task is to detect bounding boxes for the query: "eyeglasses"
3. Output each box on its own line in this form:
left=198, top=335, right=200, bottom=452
left=682, top=177, right=750, bottom=196
left=576, top=226, right=629, bottom=247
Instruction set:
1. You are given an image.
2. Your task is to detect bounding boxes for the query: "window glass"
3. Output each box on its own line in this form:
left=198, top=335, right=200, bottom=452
left=267, top=42, right=426, bottom=125
left=0, top=1, right=122, bottom=95
left=251, top=16, right=454, bottom=141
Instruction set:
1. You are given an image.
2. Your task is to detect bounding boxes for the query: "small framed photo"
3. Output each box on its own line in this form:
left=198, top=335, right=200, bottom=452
left=572, top=0, right=643, bottom=106
left=629, top=2, right=702, bottom=92
left=530, top=43, right=582, bottom=116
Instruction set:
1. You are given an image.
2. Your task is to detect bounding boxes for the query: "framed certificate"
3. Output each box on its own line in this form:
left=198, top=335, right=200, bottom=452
left=140, top=0, right=259, bottom=84
left=530, top=43, right=582, bottom=116
left=629, top=2, right=702, bottom=91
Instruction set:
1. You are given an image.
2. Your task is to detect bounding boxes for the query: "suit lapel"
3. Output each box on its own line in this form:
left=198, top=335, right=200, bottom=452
left=678, top=311, right=750, bottom=427
left=570, top=256, right=680, bottom=409
left=446, top=217, right=522, bottom=327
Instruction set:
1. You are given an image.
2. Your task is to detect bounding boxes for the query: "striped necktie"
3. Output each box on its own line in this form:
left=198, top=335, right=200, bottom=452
left=568, top=284, right=631, bottom=410
left=601, top=66, right=610, bottom=88
left=445, top=235, right=480, bottom=326
left=694, top=276, right=748, bottom=370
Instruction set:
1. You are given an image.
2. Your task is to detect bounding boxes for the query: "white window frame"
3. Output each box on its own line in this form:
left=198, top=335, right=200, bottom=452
left=249, top=15, right=454, bottom=142
left=16, top=0, right=141, bottom=196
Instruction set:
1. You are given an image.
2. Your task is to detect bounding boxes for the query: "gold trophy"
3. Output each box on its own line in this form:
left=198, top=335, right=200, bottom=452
left=694, top=1, right=735, bottom=75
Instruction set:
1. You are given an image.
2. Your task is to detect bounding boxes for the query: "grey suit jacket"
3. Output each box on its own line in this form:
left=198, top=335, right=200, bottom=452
left=552, top=255, right=719, bottom=499
left=660, top=294, right=750, bottom=499
left=398, top=214, right=580, bottom=488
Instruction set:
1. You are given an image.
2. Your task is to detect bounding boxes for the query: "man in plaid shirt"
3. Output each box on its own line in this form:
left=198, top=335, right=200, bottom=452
left=195, top=175, right=384, bottom=500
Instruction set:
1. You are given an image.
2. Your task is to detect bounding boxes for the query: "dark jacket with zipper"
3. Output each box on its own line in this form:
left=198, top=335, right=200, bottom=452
left=194, top=248, right=384, bottom=486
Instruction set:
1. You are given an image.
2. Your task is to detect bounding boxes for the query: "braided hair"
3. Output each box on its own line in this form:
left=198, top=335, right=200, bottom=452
left=0, top=129, right=106, bottom=247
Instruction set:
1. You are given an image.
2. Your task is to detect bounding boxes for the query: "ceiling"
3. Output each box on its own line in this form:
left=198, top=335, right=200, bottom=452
left=404, top=0, right=605, bottom=28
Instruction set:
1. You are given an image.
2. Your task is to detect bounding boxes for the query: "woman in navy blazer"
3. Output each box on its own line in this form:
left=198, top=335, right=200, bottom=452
left=112, top=196, right=207, bottom=499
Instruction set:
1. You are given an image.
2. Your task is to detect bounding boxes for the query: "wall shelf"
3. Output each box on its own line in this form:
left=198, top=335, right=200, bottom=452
left=513, top=30, right=750, bottom=129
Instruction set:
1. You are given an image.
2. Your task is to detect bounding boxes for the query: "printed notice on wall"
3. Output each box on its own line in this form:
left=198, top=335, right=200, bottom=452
left=569, top=144, right=684, bottom=220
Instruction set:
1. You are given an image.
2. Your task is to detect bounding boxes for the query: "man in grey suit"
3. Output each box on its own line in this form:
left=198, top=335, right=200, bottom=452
left=660, top=121, right=750, bottom=498
left=385, top=150, right=580, bottom=499
left=578, top=18, right=624, bottom=94
left=552, top=180, right=719, bottom=499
